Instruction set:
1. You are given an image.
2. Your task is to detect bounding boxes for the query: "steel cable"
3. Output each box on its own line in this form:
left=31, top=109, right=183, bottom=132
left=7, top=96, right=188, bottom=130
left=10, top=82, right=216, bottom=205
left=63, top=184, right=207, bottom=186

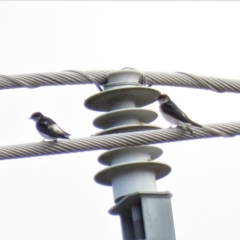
left=0, top=121, right=239, bottom=160
left=0, top=70, right=240, bottom=93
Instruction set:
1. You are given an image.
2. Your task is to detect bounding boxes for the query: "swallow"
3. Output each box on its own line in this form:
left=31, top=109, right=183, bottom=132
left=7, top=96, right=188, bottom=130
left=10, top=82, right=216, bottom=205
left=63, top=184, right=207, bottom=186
left=29, top=112, right=70, bottom=141
left=157, top=94, right=202, bottom=136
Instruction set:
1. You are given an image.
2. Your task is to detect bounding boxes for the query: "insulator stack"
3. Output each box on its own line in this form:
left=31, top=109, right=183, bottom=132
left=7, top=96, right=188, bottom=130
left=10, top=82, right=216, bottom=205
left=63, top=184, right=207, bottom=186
left=85, top=68, right=176, bottom=240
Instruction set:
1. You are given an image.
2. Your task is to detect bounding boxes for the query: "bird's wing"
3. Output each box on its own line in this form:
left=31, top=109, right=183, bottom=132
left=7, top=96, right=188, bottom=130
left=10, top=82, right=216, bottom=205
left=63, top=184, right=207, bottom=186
left=49, top=124, right=71, bottom=136
left=45, top=117, right=70, bottom=136
left=36, top=117, right=70, bottom=138
left=36, top=118, right=58, bottom=138
left=161, top=101, right=192, bottom=123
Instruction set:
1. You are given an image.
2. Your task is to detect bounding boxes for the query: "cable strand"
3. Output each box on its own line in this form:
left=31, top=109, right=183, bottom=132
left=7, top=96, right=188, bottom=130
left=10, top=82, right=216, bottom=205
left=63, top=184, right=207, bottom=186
left=0, top=70, right=240, bottom=93
left=0, top=121, right=239, bottom=160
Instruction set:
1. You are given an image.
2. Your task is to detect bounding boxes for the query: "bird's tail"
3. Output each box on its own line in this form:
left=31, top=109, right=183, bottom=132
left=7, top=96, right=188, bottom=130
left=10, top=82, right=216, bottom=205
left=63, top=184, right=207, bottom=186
left=189, top=120, right=202, bottom=128
left=59, top=135, right=70, bottom=139
left=64, top=131, right=71, bottom=137
left=58, top=130, right=71, bottom=139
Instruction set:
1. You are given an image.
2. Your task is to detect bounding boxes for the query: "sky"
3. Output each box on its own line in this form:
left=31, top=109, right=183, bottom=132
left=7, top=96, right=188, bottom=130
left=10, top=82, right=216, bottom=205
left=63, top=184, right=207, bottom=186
left=0, top=2, right=240, bottom=240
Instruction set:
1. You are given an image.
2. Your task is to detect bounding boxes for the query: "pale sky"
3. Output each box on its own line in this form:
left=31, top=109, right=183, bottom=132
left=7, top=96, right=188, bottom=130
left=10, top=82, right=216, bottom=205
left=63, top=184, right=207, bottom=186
left=0, top=2, right=240, bottom=240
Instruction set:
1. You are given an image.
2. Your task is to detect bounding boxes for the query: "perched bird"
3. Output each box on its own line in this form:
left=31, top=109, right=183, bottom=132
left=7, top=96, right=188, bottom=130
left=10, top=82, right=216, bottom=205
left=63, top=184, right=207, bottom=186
left=157, top=94, right=202, bottom=136
left=29, top=112, right=70, bottom=141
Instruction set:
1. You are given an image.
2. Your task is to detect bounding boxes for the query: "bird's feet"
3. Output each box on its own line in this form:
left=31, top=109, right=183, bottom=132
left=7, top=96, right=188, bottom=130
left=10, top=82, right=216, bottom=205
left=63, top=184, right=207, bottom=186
left=42, top=139, right=57, bottom=142
left=186, top=126, right=195, bottom=137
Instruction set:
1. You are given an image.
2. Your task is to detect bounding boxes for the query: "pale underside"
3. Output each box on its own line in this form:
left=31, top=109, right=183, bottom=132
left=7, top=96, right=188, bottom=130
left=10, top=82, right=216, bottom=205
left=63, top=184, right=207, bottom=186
left=160, top=108, right=189, bottom=129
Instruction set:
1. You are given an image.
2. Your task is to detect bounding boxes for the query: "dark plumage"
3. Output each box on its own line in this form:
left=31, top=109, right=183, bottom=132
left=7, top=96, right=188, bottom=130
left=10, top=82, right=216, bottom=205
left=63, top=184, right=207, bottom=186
left=29, top=112, right=70, bottom=141
left=157, top=94, right=202, bottom=136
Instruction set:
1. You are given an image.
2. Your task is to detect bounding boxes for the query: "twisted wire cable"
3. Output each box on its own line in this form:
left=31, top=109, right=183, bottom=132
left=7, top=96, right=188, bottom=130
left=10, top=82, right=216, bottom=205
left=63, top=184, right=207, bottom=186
left=65, top=70, right=103, bottom=92
left=1, top=70, right=240, bottom=93
left=0, top=71, right=108, bottom=89
left=0, top=121, right=239, bottom=160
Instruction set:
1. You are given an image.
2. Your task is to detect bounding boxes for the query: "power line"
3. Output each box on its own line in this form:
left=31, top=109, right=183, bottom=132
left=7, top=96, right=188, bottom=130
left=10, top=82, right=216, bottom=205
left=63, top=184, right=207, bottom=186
left=0, top=121, right=239, bottom=160
left=1, top=68, right=239, bottom=239
left=1, top=70, right=240, bottom=93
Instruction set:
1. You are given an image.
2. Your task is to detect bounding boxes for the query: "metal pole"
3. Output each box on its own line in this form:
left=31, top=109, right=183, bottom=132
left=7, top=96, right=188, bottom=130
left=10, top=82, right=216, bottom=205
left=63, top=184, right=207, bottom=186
left=131, top=204, right=145, bottom=240
left=85, top=68, right=176, bottom=240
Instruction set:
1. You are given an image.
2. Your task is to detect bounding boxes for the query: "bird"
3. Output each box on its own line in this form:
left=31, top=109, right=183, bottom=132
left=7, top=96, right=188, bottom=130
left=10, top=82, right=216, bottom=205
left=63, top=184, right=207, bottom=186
left=156, top=94, right=202, bottom=136
left=29, top=112, right=70, bottom=141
